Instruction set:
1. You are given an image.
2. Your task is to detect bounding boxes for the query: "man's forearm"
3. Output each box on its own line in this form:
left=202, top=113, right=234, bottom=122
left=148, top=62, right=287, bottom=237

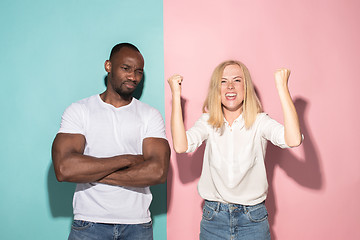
left=98, top=157, right=168, bottom=187
left=54, top=153, right=144, bottom=183
left=98, top=138, right=171, bottom=187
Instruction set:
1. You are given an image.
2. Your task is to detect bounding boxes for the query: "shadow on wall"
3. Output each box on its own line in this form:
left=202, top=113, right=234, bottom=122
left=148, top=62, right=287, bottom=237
left=175, top=97, right=205, bottom=184
left=167, top=97, right=205, bottom=212
left=47, top=162, right=75, bottom=218
left=47, top=72, right=166, bottom=223
left=265, top=98, right=323, bottom=240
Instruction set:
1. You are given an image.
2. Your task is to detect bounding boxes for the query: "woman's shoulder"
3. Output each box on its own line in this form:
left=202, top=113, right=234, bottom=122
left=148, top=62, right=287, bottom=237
left=190, top=113, right=210, bottom=127
left=200, top=112, right=210, bottom=120
left=256, top=112, right=268, bottom=119
left=253, top=112, right=272, bottom=125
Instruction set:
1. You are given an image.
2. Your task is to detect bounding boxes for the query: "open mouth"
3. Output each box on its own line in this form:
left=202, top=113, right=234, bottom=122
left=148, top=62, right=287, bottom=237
left=225, top=93, right=237, bottom=99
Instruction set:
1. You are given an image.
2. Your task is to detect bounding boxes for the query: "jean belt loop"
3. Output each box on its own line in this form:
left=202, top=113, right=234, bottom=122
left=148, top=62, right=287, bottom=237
left=215, top=201, right=221, bottom=212
left=243, top=204, right=248, bottom=213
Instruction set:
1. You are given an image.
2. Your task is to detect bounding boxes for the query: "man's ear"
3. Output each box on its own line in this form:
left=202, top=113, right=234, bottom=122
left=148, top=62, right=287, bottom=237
left=104, top=60, right=111, bottom=73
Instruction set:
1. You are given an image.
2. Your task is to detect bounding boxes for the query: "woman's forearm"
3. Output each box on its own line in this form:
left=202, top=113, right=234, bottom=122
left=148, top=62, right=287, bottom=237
left=275, top=69, right=302, bottom=147
left=168, top=74, right=188, bottom=153
left=171, top=92, right=188, bottom=153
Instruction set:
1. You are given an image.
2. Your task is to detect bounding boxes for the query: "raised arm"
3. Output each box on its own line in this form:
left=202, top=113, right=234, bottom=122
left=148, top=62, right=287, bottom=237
left=97, top=137, right=171, bottom=187
left=168, top=74, right=188, bottom=153
left=52, top=133, right=144, bottom=183
left=275, top=69, right=302, bottom=147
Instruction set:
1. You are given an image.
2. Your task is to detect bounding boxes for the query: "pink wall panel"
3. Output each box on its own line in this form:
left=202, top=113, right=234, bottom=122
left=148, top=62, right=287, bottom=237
left=164, top=0, right=360, bottom=239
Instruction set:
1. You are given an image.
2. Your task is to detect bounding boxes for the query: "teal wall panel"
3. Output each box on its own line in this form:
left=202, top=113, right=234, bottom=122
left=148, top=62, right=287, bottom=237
left=0, top=0, right=166, bottom=239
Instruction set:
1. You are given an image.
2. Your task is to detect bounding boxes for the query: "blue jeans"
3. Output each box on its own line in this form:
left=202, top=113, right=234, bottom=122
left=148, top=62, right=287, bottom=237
left=68, top=220, right=153, bottom=240
left=200, top=200, right=271, bottom=240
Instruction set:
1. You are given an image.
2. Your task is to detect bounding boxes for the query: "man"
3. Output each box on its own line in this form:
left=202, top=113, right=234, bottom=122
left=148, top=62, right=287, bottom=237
left=52, top=43, right=170, bottom=240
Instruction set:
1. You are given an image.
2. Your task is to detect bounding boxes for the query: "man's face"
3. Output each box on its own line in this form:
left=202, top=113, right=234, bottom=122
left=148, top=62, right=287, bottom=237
left=105, top=47, right=144, bottom=99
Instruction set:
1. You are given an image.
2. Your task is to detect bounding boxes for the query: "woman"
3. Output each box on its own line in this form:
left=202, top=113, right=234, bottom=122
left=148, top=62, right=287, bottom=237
left=168, top=60, right=302, bottom=240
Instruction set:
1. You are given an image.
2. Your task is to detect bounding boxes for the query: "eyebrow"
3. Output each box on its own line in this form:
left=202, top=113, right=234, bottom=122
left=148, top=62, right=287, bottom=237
left=222, top=76, right=243, bottom=79
left=122, top=64, right=143, bottom=71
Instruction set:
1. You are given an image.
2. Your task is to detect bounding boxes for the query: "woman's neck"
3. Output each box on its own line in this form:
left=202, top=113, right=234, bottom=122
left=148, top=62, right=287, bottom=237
left=223, top=108, right=242, bottom=126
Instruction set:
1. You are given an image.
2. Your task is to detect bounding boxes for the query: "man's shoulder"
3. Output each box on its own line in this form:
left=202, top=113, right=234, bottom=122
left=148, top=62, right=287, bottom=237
left=63, top=95, right=98, bottom=116
left=131, top=98, right=159, bottom=113
left=75, top=94, right=98, bottom=105
left=130, top=99, right=164, bottom=123
left=68, top=95, right=98, bottom=109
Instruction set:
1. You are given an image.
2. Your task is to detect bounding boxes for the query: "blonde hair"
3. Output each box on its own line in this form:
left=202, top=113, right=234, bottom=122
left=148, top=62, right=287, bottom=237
left=202, top=60, right=263, bottom=129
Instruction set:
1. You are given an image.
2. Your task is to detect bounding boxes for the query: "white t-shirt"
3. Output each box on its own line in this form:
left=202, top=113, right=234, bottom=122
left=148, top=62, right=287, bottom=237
left=58, top=94, right=167, bottom=224
left=186, top=113, right=289, bottom=206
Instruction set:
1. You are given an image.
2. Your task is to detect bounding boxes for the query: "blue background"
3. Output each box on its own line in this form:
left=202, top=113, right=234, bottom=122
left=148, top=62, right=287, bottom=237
left=0, top=0, right=166, bottom=239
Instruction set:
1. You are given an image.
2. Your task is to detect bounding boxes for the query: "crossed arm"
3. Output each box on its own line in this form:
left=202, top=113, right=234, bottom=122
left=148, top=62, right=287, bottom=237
left=52, top=133, right=170, bottom=187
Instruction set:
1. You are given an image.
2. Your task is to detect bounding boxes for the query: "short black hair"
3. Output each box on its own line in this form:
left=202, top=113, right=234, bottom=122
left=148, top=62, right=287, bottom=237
left=109, top=43, right=140, bottom=60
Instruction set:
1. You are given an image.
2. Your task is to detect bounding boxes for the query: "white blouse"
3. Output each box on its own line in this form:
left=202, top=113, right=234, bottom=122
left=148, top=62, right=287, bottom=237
left=186, top=112, right=289, bottom=206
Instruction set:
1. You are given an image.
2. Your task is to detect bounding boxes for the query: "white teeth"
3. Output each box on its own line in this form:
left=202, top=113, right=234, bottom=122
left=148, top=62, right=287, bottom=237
left=225, top=93, right=236, bottom=97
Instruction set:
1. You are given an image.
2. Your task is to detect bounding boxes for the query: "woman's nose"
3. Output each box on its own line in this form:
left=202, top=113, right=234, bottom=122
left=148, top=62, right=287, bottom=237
left=227, top=82, right=234, bottom=89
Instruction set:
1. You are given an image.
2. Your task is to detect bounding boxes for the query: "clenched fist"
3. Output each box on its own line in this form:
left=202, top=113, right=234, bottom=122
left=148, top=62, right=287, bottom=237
left=275, top=68, right=291, bottom=87
left=168, top=74, right=183, bottom=95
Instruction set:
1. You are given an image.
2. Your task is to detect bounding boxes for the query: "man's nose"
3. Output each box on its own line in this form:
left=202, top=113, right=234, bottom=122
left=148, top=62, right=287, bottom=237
left=127, top=71, right=136, bottom=80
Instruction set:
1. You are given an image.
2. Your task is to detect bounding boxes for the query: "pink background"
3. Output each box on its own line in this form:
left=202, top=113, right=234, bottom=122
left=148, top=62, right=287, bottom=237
left=164, top=0, right=360, bottom=239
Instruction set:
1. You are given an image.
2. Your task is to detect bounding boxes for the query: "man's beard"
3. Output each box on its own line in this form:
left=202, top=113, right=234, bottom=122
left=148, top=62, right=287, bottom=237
left=110, top=74, right=137, bottom=101
left=115, top=86, right=133, bottom=101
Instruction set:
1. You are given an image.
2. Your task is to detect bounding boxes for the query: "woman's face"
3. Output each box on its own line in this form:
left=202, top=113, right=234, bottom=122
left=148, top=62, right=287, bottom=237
left=220, top=64, right=245, bottom=115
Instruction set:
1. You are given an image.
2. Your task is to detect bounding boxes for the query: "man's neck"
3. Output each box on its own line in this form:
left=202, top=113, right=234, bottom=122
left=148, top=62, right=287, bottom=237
left=100, top=91, right=132, bottom=108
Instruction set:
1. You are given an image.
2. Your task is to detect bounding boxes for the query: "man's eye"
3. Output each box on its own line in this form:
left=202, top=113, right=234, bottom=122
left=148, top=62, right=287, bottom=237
left=121, top=67, right=130, bottom=71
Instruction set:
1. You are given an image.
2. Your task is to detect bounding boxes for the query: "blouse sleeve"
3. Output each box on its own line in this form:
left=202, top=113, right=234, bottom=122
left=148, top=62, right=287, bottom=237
left=186, top=114, right=210, bottom=153
left=258, top=113, right=290, bottom=149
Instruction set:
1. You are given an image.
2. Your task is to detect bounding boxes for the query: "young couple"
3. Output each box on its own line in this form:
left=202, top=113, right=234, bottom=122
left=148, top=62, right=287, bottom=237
left=53, top=42, right=302, bottom=240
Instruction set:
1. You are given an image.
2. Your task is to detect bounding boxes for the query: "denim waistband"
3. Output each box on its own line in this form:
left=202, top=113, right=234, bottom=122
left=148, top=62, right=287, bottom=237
left=204, top=200, right=265, bottom=212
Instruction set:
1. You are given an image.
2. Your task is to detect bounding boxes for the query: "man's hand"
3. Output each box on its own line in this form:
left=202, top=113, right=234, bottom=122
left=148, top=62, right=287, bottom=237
left=97, top=137, right=171, bottom=187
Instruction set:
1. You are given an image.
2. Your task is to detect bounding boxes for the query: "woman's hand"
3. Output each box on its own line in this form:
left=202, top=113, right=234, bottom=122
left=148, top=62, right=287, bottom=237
left=275, top=68, right=291, bottom=88
left=168, top=74, right=183, bottom=96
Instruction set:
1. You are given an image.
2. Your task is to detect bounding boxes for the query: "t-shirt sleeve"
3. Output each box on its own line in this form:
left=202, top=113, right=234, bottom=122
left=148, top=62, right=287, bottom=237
left=144, top=108, right=167, bottom=140
left=58, top=102, right=85, bottom=135
left=259, top=114, right=289, bottom=149
left=186, top=114, right=209, bottom=153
